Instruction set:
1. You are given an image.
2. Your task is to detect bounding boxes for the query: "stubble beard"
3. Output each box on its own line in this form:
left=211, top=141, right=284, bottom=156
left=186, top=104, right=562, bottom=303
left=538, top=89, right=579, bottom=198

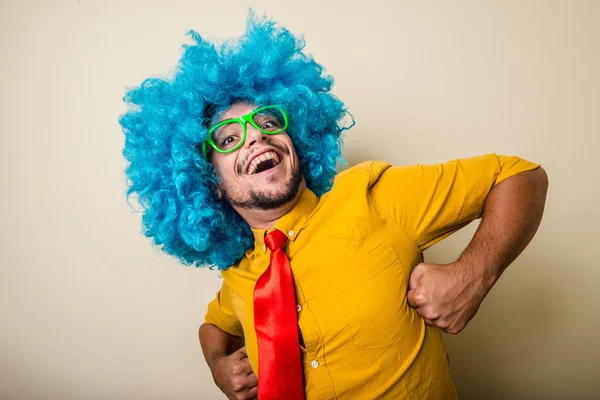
left=221, top=164, right=304, bottom=211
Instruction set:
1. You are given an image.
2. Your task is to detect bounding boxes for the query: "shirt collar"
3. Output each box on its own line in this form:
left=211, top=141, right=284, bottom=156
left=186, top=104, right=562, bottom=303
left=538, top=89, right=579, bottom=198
left=251, top=188, right=318, bottom=254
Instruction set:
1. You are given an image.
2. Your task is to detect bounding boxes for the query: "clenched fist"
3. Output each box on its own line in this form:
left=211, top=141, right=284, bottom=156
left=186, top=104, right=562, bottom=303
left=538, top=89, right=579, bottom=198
left=407, top=261, right=492, bottom=334
left=210, top=346, right=258, bottom=400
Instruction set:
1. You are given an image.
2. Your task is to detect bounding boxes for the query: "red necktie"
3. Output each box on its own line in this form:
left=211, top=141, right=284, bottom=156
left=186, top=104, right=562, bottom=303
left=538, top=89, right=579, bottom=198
left=253, top=229, right=305, bottom=400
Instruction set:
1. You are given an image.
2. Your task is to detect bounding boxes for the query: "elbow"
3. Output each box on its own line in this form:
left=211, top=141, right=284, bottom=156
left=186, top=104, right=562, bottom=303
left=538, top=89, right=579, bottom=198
left=535, top=166, right=549, bottom=196
left=528, top=167, right=549, bottom=214
left=199, top=322, right=212, bottom=341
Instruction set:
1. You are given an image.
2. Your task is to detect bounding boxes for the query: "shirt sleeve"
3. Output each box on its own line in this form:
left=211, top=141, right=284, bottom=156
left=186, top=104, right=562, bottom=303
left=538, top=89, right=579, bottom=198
left=369, top=153, right=540, bottom=250
left=204, top=282, right=244, bottom=338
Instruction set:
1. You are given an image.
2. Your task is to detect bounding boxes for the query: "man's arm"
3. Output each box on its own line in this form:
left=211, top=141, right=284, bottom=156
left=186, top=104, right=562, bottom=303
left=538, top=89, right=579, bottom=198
left=407, top=167, right=549, bottom=334
left=199, top=323, right=258, bottom=400
left=199, top=323, right=245, bottom=366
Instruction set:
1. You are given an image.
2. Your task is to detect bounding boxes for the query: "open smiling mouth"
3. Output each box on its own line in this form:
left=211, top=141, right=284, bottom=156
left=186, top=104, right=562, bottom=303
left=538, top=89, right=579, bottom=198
left=247, top=151, right=281, bottom=175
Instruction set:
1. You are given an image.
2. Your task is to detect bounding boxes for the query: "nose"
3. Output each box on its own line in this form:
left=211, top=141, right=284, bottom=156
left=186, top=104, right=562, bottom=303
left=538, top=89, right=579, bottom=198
left=244, top=123, right=268, bottom=148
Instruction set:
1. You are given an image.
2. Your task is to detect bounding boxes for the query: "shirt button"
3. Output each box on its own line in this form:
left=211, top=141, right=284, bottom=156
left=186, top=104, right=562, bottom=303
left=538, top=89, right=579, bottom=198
left=311, top=360, right=319, bottom=369
left=288, top=230, right=295, bottom=237
left=296, top=304, right=302, bottom=312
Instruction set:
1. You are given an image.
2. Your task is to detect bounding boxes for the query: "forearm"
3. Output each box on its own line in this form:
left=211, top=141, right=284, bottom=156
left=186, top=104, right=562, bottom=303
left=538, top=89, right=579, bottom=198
left=458, top=167, right=549, bottom=287
left=199, top=323, right=244, bottom=370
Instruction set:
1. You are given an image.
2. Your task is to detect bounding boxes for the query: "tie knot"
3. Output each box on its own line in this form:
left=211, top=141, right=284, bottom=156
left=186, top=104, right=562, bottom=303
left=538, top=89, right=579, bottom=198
left=265, top=229, right=287, bottom=251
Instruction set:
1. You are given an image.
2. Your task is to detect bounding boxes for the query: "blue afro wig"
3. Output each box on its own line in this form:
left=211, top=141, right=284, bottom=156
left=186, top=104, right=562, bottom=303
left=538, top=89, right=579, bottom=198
left=120, top=13, right=352, bottom=270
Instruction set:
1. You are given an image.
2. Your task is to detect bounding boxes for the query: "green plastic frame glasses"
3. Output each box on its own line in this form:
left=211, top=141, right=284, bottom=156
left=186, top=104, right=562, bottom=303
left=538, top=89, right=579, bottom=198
left=201, top=105, right=289, bottom=159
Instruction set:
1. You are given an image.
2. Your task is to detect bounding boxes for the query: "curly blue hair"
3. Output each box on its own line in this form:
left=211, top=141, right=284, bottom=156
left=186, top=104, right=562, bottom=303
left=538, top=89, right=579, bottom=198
left=120, top=13, right=352, bottom=270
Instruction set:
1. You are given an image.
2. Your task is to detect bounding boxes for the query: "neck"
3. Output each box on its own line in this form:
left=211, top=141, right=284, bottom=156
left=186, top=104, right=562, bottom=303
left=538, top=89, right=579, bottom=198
left=234, top=181, right=307, bottom=230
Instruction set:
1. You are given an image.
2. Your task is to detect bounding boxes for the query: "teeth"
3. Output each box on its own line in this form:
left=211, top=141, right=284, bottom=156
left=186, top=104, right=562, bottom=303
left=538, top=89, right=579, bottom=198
left=247, top=151, right=280, bottom=175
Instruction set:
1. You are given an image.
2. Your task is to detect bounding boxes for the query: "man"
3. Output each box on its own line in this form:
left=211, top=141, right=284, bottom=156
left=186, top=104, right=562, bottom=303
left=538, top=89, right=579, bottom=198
left=121, top=15, right=548, bottom=400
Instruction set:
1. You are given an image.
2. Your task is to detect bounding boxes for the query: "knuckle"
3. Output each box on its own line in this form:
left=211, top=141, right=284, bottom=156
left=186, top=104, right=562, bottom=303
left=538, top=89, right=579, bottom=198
left=231, top=380, right=244, bottom=392
left=436, top=319, right=449, bottom=329
left=415, top=294, right=427, bottom=305
left=231, top=381, right=242, bottom=389
left=408, top=296, right=420, bottom=307
left=448, top=324, right=464, bottom=335
left=421, top=307, right=438, bottom=320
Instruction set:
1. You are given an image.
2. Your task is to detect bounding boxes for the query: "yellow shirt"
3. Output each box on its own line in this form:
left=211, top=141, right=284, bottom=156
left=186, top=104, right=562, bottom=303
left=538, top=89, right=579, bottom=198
left=205, top=154, right=540, bottom=399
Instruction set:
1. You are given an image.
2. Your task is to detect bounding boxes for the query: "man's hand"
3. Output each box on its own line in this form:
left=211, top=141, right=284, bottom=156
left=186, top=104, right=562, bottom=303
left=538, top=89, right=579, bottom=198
left=210, top=346, right=258, bottom=400
left=407, top=261, right=491, bottom=334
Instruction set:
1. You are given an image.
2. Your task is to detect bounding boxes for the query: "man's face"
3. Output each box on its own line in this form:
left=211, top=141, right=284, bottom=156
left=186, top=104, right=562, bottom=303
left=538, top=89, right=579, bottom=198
left=209, top=101, right=304, bottom=211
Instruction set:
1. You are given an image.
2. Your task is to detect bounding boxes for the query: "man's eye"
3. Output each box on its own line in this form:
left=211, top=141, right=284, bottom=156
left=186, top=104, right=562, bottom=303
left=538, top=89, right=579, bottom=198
left=222, top=136, right=237, bottom=145
left=260, top=118, right=281, bottom=130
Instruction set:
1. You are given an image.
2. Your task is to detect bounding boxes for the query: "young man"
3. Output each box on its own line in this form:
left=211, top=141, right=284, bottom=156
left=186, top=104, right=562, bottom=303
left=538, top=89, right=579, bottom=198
left=121, top=16, right=547, bottom=400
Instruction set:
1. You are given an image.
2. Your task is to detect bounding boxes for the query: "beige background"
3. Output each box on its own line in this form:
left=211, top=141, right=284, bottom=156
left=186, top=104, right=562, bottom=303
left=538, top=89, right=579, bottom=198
left=1, top=0, right=598, bottom=399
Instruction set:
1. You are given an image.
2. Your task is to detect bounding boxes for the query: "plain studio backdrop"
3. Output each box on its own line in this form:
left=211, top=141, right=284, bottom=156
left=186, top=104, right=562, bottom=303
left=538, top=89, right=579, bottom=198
left=1, top=0, right=598, bottom=399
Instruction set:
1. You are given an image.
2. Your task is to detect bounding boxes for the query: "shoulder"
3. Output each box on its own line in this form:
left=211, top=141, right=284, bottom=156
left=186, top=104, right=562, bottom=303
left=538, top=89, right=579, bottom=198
left=333, top=160, right=393, bottom=188
left=316, top=160, right=393, bottom=208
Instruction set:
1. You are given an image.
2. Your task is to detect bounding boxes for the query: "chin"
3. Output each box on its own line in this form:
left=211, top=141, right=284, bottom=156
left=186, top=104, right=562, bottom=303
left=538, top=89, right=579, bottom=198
left=224, top=165, right=303, bottom=211
left=263, top=186, right=293, bottom=200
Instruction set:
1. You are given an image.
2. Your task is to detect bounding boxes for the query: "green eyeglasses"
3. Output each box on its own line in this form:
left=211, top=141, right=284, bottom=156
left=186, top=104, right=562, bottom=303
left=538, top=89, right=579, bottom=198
left=202, top=105, right=289, bottom=159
